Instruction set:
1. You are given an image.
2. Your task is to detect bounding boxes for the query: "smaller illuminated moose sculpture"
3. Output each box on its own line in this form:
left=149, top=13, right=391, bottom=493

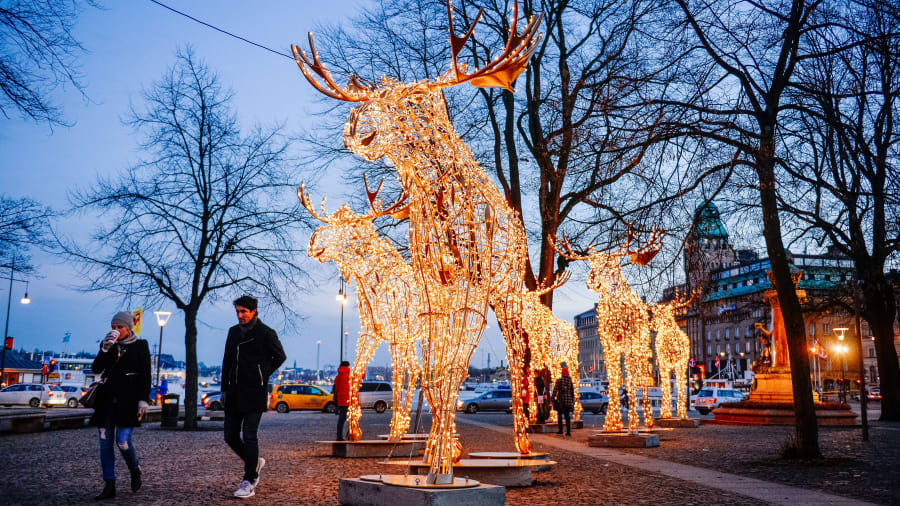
left=553, top=229, right=663, bottom=434
left=300, top=181, right=422, bottom=442
left=649, top=292, right=695, bottom=420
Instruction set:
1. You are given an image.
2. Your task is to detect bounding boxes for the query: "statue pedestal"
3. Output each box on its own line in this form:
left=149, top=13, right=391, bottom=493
left=748, top=372, right=794, bottom=403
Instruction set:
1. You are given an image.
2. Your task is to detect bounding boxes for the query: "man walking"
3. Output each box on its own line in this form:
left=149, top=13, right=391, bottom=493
left=221, top=296, right=286, bottom=499
left=333, top=361, right=351, bottom=440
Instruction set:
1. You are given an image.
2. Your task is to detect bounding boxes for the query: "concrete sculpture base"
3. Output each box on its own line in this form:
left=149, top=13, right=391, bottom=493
left=319, top=440, right=425, bottom=458
left=588, top=432, right=660, bottom=448
left=338, top=477, right=505, bottom=506
left=654, top=418, right=700, bottom=428
left=379, top=458, right=556, bottom=487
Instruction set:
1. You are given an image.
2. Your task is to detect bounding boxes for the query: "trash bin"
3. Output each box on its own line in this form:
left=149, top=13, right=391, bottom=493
left=161, top=393, right=180, bottom=427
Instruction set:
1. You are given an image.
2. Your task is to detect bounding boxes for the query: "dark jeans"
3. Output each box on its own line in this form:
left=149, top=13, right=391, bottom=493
left=98, top=419, right=140, bottom=481
left=336, top=406, right=348, bottom=441
left=224, top=409, right=263, bottom=482
left=557, top=407, right=571, bottom=434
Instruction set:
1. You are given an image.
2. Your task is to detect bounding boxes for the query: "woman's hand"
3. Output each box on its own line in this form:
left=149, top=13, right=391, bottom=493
left=101, top=330, right=119, bottom=352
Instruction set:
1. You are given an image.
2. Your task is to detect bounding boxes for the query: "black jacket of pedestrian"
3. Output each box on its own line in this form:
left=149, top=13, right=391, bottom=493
left=90, top=339, right=152, bottom=428
left=221, top=318, right=286, bottom=413
left=553, top=374, right=575, bottom=412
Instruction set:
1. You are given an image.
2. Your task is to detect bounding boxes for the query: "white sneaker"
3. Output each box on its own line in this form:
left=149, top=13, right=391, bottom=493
left=252, top=457, right=265, bottom=487
left=234, top=480, right=255, bottom=499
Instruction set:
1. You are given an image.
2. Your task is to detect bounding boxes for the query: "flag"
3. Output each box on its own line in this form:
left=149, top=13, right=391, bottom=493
left=715, top=355, right=720, bottom=368
left=689, top=357, right=696, bottom=367
left=132, top=308, right=144, bottom=335
left=62, top=333, right=70, bottom=343
left=816, top=340, right=828, bottom=360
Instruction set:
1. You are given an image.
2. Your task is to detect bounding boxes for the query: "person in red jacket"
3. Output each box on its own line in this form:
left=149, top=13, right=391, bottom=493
left=333, top=361, right=351, bottom=441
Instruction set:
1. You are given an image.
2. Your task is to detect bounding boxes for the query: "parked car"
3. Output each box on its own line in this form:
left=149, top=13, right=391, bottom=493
left=457, top=388, right=513, bottom=413
left=693, top=387, right=746, bottom=414
left=578, top=388, right=609, bottom=414
left=0, top=383, right=67, bottom=408
left=357, top=381, right=392, bottom=413
left=56, top=384, right=89, bottom=408
left=203, top=392, right=225, bottom=411
left=269, top=384, right=336, bottom=413
left=868, top=388, right=881, bottom=401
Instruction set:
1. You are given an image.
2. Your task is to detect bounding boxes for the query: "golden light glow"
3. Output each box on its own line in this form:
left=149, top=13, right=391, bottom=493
left=294, top=0, right=543, bottom=484
left=650, top=294, right=693, bottom=420
left=301, top=194, right=423, bottom=443
left=554, top=230, right=662, bottom=434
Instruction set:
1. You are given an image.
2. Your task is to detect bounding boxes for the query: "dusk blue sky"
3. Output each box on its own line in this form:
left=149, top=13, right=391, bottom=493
left=1, top=1, right=605, bottom=371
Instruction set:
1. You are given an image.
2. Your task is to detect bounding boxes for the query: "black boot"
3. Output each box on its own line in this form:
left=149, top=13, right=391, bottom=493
left=130, top=467, right=142, bottom=492
left=94, top=480, right=115, bottom=500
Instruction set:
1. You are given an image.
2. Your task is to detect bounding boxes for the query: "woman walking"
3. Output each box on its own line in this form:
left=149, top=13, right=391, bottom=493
left=553, top=362, right=575, bottom=436
left=90, top=311, right=152, bottom=500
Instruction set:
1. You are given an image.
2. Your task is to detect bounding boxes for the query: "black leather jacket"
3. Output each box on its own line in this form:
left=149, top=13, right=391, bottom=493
left=221, top=318, right=286, bottom=413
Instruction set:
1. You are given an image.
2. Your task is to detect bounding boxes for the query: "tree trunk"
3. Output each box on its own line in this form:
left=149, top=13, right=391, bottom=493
left=182, top=307, right=199, bottom=429
left=860, top=271, right=900, bottom=420
left=757, top=135, right=820, bottom=458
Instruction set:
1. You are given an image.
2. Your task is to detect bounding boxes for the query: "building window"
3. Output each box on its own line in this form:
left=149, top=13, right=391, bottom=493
left=808, top=324, right=815, bottom=337
left=716, top=344, right=721, bottom=354
left=726, top=343, right=731, bottom=354
left=868, top=347, right=876, bottom=358
left=823, top=323, right=830, bottom=335
left=707, top=345, right=712, bottom=355
left=746, top=342, right=751, bottom=353
left=707, top=331, right=711, bottom=341
left=725, top=329, right=730, bottom=339
left=716, top=330, right=721, bottom=340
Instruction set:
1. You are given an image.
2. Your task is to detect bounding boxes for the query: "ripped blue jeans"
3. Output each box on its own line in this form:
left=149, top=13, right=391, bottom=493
left=99, top=420, right=140, bottom=481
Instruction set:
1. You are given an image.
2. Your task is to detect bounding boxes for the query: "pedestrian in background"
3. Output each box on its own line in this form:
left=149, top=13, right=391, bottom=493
left=90, top=311, right=152, bottom=500
left=221, top=296, right=286, bottom=499
left=535, top=367, right=550, bottom=424
left=553, top=362, right=575, bottom=436
left=333, top=361, right=351, bottom=440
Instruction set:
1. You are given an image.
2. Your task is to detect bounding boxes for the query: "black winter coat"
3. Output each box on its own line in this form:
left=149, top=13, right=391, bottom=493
left=221, top=319, right=286, bottom=413
left=90, top=339, right=152, bottom=428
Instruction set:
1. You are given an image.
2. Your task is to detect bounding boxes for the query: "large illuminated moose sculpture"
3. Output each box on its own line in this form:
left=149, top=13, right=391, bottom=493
left=300, top=182, right=422, bottom=442
left=553, top=229, right=663, bottom=434
left=292, top=2, right=542, bottom=483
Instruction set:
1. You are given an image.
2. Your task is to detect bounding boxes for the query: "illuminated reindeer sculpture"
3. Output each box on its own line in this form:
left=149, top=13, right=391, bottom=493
left=649, top=293, right=695, bottom=420
left=292, top=2, right=542, bottom=482
left=554, top=229, right=663, bottom=434
left=300, top=182, right=422, bottom=443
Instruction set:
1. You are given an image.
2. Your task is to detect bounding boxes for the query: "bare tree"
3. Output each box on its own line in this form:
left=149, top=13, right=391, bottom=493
left=0, top=0, right=97, bottom=125
left=0, top=195, right=51, bottom=273
left=781, top=0, right=900, bottom=419
left=56, top=48, right=313, bottom=428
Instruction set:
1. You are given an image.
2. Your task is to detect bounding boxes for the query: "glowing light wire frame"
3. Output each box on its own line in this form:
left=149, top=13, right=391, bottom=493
left=301, top=186, right=422, bottom=442
left=293, top=1, right=543, bottom=484
left=553, top=230, right=663, bottom=434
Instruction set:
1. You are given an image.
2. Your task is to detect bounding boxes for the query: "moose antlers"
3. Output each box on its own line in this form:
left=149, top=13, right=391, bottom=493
left=447, top=1, right=542, bottom=91
left=292, top=1, right=542, bottom=101
left=298, top=178, right=408, bottom=224
left=550, top=226, right=665, bottom=266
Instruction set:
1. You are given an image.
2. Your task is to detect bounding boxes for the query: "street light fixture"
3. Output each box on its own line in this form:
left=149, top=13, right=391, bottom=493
left=1, top=256, right=31, bottom=387
left=153, top=311, right=172, bottom=392
left=337, top=276, right=348, bottom=363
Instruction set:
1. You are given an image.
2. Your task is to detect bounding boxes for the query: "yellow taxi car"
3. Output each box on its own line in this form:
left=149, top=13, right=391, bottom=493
left=269, top=384, right=336, bottom=414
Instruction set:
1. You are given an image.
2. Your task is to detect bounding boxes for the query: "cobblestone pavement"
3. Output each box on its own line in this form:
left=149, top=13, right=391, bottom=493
left=0, top=410, right=776, bottom=505
left=486, top=411, right=900, bottom=505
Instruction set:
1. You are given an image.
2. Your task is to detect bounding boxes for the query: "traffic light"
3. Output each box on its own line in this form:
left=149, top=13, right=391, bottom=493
left=49, top=360, right=57, bottom=372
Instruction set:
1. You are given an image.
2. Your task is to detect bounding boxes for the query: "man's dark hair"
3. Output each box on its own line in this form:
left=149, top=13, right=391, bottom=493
left=340, top=361, right=350, bottom=367
left=233, top=295, right=258, bottom=311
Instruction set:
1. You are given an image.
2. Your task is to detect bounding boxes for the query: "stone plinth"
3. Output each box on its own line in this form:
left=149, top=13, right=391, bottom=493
left=528, top=420, right=583, bottom=433
left=468, top=452, right=551, bottom=472
left=748, top=373, right=795, bottom=403
left=713, top=401, right=858, bottom=426
left=338, top=477, right=505, bottom=506
left=380, top=458, right=555, bottom=487
left=319, top=440, right=424, bottom=458
left=588, top=432, right=660, bottom=448
left=654, top=418, right=700, bottom=428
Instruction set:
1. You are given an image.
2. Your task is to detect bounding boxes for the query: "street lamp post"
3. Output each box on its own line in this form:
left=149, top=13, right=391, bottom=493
left=153, top=311, right=172, bottom=391
left=1, top=257, right=31, bottom=387
left=336, top=276, right=348, bottom=363
left=316, top=340, right=321, bottom=381
left=834, top=327, right=849, bottom=403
